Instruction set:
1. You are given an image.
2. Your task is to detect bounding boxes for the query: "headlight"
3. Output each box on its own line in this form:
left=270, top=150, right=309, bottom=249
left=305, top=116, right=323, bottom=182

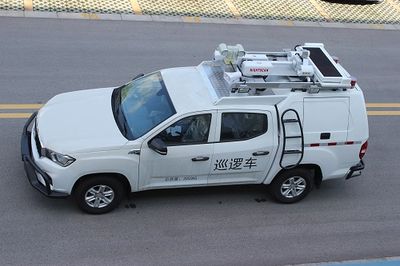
left=43, top=148, right=75, bottom=167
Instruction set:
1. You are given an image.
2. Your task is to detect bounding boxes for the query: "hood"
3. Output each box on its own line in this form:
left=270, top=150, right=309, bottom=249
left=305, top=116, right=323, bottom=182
left=36, top=88, right=128, bottom=154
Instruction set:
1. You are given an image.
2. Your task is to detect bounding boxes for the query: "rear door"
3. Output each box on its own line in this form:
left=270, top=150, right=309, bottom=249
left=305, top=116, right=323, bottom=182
left=208, top=110, right=276, bottom=185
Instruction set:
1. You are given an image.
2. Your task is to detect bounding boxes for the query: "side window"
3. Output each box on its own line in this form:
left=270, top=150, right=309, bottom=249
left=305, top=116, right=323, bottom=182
left=220, top=113, right=267, bottom=142
left=157, top=114, right=211, bottom=145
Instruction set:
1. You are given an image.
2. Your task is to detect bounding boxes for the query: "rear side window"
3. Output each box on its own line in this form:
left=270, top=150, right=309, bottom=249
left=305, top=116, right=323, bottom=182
left=220, top=113, right=267, bottom=142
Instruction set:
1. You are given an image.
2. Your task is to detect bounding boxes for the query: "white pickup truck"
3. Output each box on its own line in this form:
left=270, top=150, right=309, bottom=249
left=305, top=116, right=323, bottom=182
left=21, top=43, right=368, bottom=214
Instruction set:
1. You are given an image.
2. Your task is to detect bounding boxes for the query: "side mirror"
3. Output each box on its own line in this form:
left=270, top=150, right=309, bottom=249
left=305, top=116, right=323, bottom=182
left=148, top=138, right=167, bottom=155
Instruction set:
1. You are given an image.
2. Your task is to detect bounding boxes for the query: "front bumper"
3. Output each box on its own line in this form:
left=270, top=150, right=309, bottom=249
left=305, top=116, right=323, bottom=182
left=21, top=112, right=69, bottom=198
left=345, top=160, right=365, bottom=180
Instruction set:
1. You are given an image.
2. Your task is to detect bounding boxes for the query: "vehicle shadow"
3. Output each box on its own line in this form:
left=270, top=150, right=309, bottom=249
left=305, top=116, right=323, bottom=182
left=124, top=184, right=272, bottom=206
left=122, top=180, right=350, bottom=210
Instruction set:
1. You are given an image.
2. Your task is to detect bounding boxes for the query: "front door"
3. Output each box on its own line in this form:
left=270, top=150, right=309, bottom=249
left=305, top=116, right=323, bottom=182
left=209, top=110, right=276, bottom=184
left=139, top=112, right=216, bottom=190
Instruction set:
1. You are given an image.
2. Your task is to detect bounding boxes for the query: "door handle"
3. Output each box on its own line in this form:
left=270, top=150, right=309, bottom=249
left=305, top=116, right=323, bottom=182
left=128, top=149, right=141, bottom=155
left=252, top=151, right=270, bottom=156
left=191, top=156, right=210, bottom=162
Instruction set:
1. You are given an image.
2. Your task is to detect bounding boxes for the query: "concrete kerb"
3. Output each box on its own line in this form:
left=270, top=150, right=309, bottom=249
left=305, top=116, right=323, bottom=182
left=55, top=12, right=87, bottom=20
left=151, top=15, right=182, bottom=23
left=92, top=13, right=122, bottom=21
left=318, top=21, right=355, bottom=28
left=197, top=17, right=229, bottom=24
left=378, top=24, right=398, bottom=30
left=292, top=20, right=323, bottom=27
left=0, top=10, right=24, bottom=17
left=24, top=11, right=57, bottom=18
left=0, top=10, right=398, bottom=31
left=121, top=14, right=152, bottom=21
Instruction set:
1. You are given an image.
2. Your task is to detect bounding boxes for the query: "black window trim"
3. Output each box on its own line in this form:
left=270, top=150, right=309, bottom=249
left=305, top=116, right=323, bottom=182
left=218, top=112, right=268, bottom=143
left=155, top=113, right=213, bottom=147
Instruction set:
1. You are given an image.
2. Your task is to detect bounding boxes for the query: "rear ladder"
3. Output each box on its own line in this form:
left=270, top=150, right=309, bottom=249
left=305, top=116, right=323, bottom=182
left=279, top=109, right=304, bottom=169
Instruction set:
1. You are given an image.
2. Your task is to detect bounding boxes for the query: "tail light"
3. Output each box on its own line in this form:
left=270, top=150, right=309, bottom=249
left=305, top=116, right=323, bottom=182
left=350, top=77, right=357, bottom=88
left=359, top=141, right=368, bottom=159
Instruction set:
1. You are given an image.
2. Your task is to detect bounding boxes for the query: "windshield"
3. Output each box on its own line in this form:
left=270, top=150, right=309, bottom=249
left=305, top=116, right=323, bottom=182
left=112, top=72, right=176, bottom=140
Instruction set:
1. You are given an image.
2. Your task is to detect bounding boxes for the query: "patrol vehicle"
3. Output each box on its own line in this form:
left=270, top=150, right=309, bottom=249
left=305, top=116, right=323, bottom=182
left=21, top=43, right=369, bottom=214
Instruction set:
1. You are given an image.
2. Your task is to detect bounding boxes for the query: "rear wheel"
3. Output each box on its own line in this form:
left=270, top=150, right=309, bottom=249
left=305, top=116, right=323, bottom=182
left=270, top=168, right=313, bottom=203
left=74, top=176, right=125, bottom=214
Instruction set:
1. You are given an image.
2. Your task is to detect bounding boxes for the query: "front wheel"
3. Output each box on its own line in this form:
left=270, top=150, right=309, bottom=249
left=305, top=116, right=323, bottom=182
left=270, top=168, right=313, bottom=203
left=74, top=176, right=125, bottom=214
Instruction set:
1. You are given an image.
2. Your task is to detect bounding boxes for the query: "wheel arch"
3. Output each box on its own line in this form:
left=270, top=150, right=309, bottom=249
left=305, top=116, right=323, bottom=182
left=72, top=172, right=132, bottom=195
left=273, top=164, right=323, bottom=188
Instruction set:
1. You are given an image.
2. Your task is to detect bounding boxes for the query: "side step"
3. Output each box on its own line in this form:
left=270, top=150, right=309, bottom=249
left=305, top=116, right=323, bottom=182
left=285, top=135, right=302, bottom=139
left=284, top=149, right=302, bottom=154
left=282, top=119, right=299, bottom=123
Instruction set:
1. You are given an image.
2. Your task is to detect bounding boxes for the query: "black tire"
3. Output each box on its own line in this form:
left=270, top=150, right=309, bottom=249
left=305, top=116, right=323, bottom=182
left=74, top=175, right=125, bottom=214
left=270, top=168, right=313, bottom=203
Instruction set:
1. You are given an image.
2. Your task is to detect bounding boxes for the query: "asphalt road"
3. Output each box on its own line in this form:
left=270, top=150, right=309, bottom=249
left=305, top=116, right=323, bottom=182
left=0, top=17, right=400, bottom=266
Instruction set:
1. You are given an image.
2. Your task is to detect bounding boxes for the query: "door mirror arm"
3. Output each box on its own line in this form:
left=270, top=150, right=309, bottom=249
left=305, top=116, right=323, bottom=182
left=148, top=138, right=168, bottom=155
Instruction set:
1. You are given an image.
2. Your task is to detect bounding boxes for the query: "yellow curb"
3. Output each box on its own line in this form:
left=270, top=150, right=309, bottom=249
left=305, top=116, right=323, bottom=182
left=0, top=104, right=43, bottom=109
left=81, top=13, right=99, bottom=20
left=367, top=111, right=400, bottom=116
left=223, top=0, right=241, bottom=18
left=308, top=0, right=331, bottom=21
left=284, top=20, right=294, bottom=27
left=182, top=16, right=202, bottom=23
left=366, top=103, right=400, bottom=108
left=24, top=0, right=33, bottom=11
left=129, top=0, right=142, bottom=15
left=368, top=24, right=385, bottom=30
left=0, top=113, right=32, bottom=118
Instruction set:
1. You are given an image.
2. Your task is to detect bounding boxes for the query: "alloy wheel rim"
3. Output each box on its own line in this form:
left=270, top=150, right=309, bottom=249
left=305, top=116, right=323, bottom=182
left=85, top=185, right=114, bottom=208
left=280, top=176, right=306, bottom=199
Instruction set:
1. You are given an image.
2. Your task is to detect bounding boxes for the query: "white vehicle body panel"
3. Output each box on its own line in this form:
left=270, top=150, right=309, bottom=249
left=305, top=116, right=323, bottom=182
left=303, top=97, right=350, bottom=143
left=37, top=88, right=127, bottom=154
left=138, top=110, right=217, bottom=190
left=209, top=109, right=277, bottom=185
left=32, top=124, right=140, bottom=194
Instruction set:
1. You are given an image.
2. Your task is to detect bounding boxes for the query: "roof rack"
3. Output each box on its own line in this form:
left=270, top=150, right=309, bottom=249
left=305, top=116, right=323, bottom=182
left=211, top=43, right=356, bottom=95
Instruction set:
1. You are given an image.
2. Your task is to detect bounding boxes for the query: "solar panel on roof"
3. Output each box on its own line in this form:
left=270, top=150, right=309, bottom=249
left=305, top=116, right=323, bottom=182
left=304, top=47, right=342, bottom=78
